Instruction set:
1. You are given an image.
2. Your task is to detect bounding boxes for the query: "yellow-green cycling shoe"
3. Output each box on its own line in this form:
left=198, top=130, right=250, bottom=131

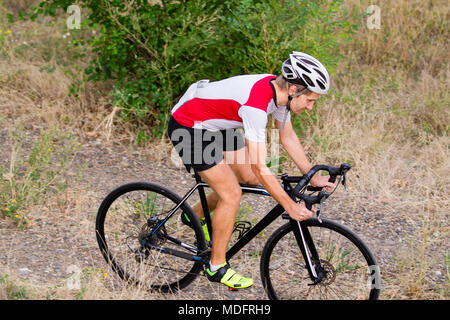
left=181, top=213, right=211, bottom=242
left=206, top=263, right=253, bottom=289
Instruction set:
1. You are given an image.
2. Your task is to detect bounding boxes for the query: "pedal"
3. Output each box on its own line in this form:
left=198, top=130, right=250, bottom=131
left=228, top=287, right=238, bottom=291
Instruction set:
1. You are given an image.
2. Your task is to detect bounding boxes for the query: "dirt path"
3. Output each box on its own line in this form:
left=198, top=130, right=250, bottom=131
left=0, top=127, right=445, bottom=299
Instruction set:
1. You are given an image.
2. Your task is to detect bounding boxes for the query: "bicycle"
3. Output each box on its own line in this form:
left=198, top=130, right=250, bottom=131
left=95, top=163, right=381, bottom=300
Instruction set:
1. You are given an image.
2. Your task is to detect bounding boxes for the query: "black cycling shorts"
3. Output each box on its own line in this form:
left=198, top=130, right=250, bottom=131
left=168, top=116, right=245, bottom=173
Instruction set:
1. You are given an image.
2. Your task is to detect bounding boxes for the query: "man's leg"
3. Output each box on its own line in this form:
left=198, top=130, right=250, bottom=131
left=196, top=161, right=242, bottom=266
left=224, top=147, right=260, bottom=186
left=191, top=191, right=219, bottom=220
left=191, top=147, right=258, bottom=219
left=192, top=154, right=254, bottom=289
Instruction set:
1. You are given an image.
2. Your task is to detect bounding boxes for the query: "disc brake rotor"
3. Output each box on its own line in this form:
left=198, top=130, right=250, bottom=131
left=315, top=260, right=336, bottom=286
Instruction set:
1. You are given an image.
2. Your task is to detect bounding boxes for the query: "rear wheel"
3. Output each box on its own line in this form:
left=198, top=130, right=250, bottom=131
left=96, top=182, right=207, bottom=292
left=260, top=218, right=380, bottom=300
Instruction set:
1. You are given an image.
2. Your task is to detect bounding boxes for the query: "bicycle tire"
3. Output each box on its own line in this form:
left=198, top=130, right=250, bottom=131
left=96, top=181, right=207, bottom=292
left=260, top=218, right=380, bottom=300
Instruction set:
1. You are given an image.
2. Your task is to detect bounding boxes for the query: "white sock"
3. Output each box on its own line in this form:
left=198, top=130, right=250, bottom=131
left=209, top=262, right=226, bottom=272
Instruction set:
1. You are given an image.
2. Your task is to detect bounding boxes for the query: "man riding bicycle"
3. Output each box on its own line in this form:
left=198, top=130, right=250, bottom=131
left=168, top=51, right=336, bottom=289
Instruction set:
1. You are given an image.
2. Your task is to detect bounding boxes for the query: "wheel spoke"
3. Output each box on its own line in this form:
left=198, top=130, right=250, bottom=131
left=96, top=183, right=206, bottom=292
left=261, top=219, right=378, bottom=300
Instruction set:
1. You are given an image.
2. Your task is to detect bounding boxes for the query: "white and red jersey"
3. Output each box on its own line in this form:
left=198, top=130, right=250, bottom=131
left=171, top=74, right=290, bottom=143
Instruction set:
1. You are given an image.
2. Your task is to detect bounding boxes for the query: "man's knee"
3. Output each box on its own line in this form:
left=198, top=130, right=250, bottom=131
left=241, top=175, right=259, bottom=186
left=219, top=184, right=242, bottom=205
left=237, top=170, right=259, bottom=186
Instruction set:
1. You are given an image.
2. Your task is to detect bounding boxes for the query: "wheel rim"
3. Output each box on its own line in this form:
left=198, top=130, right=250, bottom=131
left=96, top=184, right=204, bottom=292
left=263, top=220, right=379, bottom=300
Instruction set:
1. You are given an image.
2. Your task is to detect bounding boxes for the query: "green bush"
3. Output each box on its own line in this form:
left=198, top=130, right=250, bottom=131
left=12, top=0, right=360, bottom=138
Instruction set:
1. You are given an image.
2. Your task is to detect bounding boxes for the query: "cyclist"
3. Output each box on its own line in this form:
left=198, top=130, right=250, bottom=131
left=168, top=51, right=336, bottom=289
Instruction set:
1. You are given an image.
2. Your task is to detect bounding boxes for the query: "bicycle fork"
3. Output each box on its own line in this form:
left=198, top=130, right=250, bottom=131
left=289, top=219, right=324, bottom=285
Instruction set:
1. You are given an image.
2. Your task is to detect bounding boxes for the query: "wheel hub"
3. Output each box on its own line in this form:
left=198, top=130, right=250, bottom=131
left=139, top=217, right=167, bottom=247
left=315, top=260, right=336, bottom=286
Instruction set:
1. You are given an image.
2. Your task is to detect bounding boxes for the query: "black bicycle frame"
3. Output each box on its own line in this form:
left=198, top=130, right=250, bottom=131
left=150, top=173, right=322, bottom=283
left=191, top=173, right=287, bottom=261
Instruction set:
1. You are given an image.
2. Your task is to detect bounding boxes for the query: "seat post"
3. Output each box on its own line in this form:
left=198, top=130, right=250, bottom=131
left=193, top=172, right=203, bottom=184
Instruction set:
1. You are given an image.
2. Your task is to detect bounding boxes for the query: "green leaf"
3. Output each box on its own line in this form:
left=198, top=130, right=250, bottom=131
left=6, top=13, right=14, bottom=23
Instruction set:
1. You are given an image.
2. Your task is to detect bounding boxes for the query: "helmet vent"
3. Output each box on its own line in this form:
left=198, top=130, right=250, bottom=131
left=317, top=80, right=325, bottom=90
left=301, top=59, right=319, bottom=67
left=303, top=75, right=314, bottom=86
left=296, top=62, right=311, bottom=73
left=283, top=66, right=293, bottom=74
left=313, top=68, right=327, bottom=83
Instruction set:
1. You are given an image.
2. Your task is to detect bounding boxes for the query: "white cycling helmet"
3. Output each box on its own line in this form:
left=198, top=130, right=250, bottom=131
left=281, top=51, right=330, bottom=94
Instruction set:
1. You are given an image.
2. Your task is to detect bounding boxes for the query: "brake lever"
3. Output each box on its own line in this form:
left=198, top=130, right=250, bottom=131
left=316, top=191, right=329, bottom=223
left=342, top=171, right=347, bottom=190
left=317, top=198, right=325, bottom=223
left=340, top=163, right=351, bottom=191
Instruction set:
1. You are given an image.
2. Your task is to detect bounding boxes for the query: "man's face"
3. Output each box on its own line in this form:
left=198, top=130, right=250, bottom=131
left=289, top=90, right=320, bottom=114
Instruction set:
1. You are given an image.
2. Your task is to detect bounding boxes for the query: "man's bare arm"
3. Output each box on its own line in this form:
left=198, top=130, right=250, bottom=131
left=276, top=120, right=335, bottom=189
left=246, top=138, right=312, bottom=221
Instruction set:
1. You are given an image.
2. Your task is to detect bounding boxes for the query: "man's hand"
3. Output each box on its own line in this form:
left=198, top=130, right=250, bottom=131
left=286, top=201, right=313, bottom=221
left=310, top=175, right=336, bottom=191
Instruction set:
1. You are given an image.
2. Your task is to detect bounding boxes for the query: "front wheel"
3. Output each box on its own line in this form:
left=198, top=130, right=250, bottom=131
left=260, top=218, right=380, bottom=300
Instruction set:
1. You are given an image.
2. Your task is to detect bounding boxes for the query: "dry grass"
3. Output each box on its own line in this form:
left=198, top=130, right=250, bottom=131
left=300, top=0, right=449, bottom=299
left=343, top=0, right=449, bottom=75
left=0, top=0, right=449, bottom=300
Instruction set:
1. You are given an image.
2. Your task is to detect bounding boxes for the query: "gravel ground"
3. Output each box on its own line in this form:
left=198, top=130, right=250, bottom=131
left=0, top=127, right=447, bottom=299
